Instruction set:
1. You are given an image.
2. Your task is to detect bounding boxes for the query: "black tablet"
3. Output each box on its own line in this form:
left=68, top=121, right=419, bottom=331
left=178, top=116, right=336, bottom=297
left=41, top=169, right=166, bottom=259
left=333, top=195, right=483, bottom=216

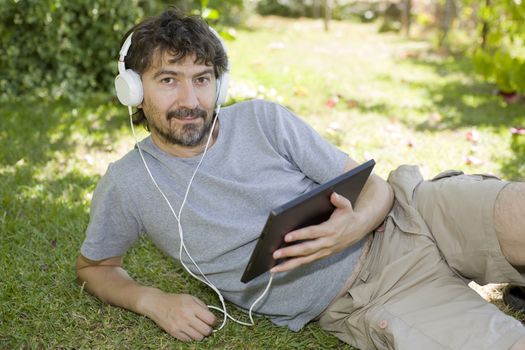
left=240, top=159, right=375, bottom=283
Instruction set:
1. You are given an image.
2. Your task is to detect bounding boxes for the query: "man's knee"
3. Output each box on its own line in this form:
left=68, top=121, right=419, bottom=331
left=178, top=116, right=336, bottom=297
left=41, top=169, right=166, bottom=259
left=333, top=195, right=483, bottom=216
left=495, top=182, right=525, bottom=267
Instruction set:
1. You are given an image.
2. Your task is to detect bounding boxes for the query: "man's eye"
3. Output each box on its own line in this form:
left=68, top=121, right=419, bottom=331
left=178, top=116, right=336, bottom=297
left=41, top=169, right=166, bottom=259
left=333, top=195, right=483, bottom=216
left=161, top=77, right=174, bottom=84
left=196, top=77, right=211, bottom=85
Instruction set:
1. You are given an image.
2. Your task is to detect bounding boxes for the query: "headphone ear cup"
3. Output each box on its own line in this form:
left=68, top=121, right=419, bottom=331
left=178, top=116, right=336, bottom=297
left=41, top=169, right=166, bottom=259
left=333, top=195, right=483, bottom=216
left=216, top=71, right=229, bottom=106
left=115, top=69, right=143, bottom=107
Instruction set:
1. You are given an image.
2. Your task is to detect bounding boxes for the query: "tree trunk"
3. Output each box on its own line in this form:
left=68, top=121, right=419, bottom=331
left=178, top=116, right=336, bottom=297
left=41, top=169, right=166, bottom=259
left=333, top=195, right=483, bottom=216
left=481, top=0, right=491, bottom=48
left=438, top=0, right=457, bottom=47
left=401, top=0, right=412, bottom=37
left=313, top=0, right=321, bottom=19
left=323, top=0, right=331, bottom=31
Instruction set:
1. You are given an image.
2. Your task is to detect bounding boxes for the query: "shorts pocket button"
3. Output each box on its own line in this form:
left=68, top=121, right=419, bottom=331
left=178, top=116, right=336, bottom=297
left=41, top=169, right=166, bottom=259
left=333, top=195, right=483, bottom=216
left=378, top=320, right=388, bottom=329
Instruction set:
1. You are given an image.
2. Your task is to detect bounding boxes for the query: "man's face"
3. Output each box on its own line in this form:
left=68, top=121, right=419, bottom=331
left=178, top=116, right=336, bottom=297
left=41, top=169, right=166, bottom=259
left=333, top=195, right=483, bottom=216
left=140, top=52, right=217, bottom=151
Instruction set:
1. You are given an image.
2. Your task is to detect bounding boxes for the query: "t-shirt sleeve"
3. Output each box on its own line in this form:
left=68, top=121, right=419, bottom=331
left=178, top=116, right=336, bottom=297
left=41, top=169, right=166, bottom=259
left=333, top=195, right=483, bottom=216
left=261, top=101, right=348, bottom=184
left=80, top=164, right=143, bottom=261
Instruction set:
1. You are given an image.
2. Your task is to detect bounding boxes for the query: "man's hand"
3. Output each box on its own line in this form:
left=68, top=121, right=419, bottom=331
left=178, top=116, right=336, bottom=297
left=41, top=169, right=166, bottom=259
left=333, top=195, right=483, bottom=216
left=139, top=290, right=216, bottom=342
left=271, top=192, right=365, bottom=273
left=76, top=254, right=216, bottom=342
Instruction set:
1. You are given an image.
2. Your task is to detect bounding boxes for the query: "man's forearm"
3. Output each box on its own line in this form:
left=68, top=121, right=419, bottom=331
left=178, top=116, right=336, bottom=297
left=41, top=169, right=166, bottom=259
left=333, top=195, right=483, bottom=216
left=354, top=174, right=394, bottom=236
left=75, top=254, right=217, bottom=341
left=75, top=256, right=160, bottom=316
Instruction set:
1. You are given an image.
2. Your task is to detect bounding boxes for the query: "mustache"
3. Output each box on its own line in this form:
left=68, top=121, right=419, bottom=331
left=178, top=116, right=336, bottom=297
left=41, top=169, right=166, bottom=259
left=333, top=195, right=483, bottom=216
left=167, top=107, right=207, bottom=120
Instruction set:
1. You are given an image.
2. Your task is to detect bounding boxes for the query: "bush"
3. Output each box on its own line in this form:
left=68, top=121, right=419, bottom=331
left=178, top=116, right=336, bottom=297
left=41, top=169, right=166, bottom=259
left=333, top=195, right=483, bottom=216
left=0, top=0, right=143, bottom=100
left=256, top=0, right=312, bottom=18
left=470, top=0, right=525, bottom=94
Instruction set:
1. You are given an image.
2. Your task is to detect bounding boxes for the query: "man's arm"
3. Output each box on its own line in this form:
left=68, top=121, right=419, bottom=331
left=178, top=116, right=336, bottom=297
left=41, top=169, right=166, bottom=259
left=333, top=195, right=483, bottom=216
left=271, top=158, right=394, bottom=272
left=75, top=254, right=216, bottom=341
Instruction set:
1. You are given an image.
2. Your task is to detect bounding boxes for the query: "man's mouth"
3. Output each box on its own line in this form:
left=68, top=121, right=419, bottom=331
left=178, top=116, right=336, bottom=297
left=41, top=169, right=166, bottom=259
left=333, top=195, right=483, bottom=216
left=167, top=107, right=207, bottom=121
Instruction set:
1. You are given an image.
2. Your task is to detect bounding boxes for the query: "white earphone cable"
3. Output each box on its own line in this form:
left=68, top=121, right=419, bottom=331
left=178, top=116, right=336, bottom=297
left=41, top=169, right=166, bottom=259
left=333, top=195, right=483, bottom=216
left=128, top=105, right=274, bottom=331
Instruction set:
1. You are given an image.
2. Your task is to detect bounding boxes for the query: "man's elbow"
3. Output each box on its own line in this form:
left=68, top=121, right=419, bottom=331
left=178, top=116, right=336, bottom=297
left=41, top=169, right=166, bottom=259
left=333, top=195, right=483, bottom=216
left=371, top=174, right=394, bottom=209
left=75, top=254, right=90, bottom=285
left=383, top=181, right=394, bottom=211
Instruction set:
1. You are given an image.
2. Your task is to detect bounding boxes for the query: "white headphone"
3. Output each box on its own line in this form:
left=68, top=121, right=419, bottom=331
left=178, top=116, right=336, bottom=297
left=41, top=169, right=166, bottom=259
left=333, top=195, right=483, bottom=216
left=114, top=27, right=230, bottom=108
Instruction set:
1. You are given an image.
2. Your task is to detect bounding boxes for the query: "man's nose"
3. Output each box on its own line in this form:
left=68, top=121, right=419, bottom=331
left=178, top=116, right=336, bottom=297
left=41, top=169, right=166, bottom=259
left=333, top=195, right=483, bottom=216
left=177, top=81, right=199, bottom=109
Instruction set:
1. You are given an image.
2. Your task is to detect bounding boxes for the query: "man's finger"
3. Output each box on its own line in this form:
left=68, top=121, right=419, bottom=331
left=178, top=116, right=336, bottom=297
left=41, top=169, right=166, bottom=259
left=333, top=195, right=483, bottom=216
left=184, top=324, right=207, bottom=341
left=173, top=330, right=192, bottom=342
left=196, top=306, right=217, bottom=326
left=284, top=225, right=323, bottom=243
left=330, top=192, right=353, bottom=210
left=274, top=237, right=325, bottom=260
left=271, top=250, right=328, bottom=273
left=191, top=296, right=208, bottom=308
left=190, top=317, right=214, bottom=338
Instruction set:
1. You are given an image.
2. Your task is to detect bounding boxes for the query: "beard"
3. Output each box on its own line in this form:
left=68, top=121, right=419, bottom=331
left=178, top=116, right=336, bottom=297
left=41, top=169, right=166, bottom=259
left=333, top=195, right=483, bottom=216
left=149, top=107, right=213, bottom=147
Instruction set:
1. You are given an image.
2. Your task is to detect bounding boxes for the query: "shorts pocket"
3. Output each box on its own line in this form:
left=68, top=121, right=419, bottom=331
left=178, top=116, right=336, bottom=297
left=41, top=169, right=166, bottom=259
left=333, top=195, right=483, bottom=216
left=366, top=308, right=395, bottom=350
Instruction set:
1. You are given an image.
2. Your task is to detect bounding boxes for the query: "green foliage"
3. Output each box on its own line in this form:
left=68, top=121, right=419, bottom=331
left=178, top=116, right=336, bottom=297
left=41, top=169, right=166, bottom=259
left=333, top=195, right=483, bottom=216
left=470, top=0, right=525, bottom=93
left=0, top=0, right=246, bottom=100
left=0, top=0, right=143, bottom=100
left=256, top=0, right=310, bottom=18
left=473, top=47, right=525, bottom=93
left=149, top=0, right=245, bottom=25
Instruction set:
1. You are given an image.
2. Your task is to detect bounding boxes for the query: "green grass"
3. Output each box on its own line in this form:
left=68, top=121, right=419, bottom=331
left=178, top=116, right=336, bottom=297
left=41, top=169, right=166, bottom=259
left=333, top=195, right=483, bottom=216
left=1, top=15, right=524, bottom=349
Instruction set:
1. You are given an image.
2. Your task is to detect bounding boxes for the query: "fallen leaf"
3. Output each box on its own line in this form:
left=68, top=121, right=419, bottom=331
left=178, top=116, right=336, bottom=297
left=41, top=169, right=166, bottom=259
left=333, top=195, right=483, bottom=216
left=400, top=51, right=419, bottom=59
left=294, top=86, right=308, bottom=97
left=465, top=129, right=480, bottom=143
left=429, top=112, right=442, bottom=122
left=345, top=99, right=359, bottom=108
left=465, top=156, right=483, bottom=165
left=325, top=96, right=339, bottom=109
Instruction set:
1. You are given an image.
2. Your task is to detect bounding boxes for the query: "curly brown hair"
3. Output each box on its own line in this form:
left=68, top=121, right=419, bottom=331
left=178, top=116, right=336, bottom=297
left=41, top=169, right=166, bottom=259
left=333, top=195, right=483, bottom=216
left=120, top=7, right=229, bottom=129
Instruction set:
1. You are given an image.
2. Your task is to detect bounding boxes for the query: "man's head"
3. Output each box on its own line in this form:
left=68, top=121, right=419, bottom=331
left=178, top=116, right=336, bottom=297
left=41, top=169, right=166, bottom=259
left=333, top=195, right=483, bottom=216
left=117, top=8, right=229, bottom=152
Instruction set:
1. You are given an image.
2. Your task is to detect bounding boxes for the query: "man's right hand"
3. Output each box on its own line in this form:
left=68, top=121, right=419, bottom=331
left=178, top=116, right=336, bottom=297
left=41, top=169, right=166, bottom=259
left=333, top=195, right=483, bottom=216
left=139, top=290, right=217, bottom=341
left=76, top=254, right=216, bottom=342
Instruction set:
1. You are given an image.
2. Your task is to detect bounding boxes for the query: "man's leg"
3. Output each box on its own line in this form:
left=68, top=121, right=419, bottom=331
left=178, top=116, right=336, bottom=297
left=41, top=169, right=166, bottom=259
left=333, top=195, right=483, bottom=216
left=408, top=169, right=525, bottom=349
left=495, top=182, right=525, bottom=271
left=320, top=166, right=525, bottom=349
left=496, top=182, right=525, bottom=321
left=412, top=171, right=525, bottom=286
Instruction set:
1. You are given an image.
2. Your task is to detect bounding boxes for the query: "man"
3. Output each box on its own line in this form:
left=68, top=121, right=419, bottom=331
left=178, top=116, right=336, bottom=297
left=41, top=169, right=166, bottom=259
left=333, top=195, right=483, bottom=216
left=76, top=8, right=525, bottom=349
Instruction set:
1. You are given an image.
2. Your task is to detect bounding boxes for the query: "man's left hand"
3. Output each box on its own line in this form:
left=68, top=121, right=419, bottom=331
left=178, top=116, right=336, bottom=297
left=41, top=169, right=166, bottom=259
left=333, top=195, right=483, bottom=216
left=270, top=192, right=366, bottom=273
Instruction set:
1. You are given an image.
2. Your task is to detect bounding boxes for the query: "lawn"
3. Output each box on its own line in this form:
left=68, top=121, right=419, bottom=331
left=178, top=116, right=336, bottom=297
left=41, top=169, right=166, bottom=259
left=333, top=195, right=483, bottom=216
left=1, top=15, right=524, bottom=349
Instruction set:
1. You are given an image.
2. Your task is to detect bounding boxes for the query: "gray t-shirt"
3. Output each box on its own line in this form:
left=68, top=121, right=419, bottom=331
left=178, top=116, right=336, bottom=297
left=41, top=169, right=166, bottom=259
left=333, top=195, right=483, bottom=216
left=81, top=99, right=364, bottom=331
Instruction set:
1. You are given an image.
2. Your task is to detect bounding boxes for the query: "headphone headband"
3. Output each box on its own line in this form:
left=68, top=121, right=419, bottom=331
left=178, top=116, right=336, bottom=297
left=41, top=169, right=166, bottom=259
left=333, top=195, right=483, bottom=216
left=114, top=27, right=230, bottom=107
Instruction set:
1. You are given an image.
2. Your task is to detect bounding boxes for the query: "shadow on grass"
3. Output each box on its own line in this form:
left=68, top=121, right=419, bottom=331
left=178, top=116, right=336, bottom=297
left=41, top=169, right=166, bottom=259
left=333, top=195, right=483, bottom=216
left=0, top=94, right=126, bottom=166
left=0, top=93, right=129, bottom=233
left=500, top=135, right=525, bottom=181
left=0, top=94, right=133, bottom=346
left=404, top=53, right=525, bottom=180
left=349, top=50, right=525, bottom=180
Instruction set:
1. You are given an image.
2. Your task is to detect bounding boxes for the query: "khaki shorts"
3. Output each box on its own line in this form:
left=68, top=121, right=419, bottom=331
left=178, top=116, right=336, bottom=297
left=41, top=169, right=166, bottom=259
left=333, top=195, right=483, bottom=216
left=318, top=165, right=525, bottom=350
